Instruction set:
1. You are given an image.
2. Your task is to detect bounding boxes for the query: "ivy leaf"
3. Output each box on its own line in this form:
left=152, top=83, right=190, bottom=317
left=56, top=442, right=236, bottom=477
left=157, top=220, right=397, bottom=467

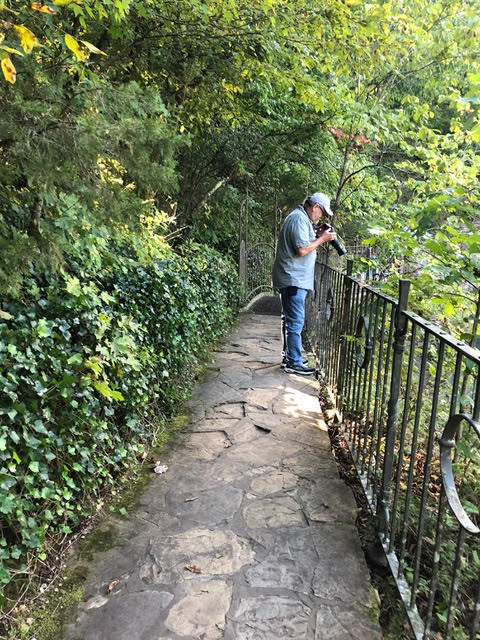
left=471, top=122, right=480, bottom=143
left=65, top=276, right=82, bottom=296
left=93, top=380, right=124, bottom=401
left=0, top=494, right=16, bottom=515
left=37, top=318, right=52, bottom=338
left=0, top=565, right=10, bottom=584
left=67, top=352, right=83, bottom=365
left=32, top=419, right=49, bottom=435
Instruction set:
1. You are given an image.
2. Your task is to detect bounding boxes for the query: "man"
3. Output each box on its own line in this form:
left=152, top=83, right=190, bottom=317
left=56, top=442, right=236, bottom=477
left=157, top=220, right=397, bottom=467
left=272, top=192, right=336, bottom=375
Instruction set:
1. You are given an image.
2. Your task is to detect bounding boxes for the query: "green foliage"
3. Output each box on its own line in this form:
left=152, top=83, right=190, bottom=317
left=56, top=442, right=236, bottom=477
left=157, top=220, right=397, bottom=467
left=0, top=2, right=480, bottom=635
left=0, top=226, right=238, bottom=598
left=0, top=78, right=182, bottom=291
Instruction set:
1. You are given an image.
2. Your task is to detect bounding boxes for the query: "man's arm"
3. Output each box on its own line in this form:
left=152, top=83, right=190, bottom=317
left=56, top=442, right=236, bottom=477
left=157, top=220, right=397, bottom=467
left=296, top=228, right=336, bottom=257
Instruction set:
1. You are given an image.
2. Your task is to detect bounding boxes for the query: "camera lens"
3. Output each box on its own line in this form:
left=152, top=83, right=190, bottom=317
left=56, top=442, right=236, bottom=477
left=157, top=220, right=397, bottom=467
left=330, top=238, right=347, bottom=256
left=322, top=224, right=347, bottom=256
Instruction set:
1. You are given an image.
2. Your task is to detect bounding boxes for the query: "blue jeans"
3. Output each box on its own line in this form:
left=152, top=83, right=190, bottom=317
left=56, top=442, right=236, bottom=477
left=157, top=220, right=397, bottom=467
left=280, top=286, right=308, bottom=366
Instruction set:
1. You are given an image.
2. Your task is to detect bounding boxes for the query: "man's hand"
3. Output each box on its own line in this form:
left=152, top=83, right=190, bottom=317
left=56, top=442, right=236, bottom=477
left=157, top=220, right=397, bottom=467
left=296, top=228, right=337, bottom=257
left=316, top=227, right=337, bottom=244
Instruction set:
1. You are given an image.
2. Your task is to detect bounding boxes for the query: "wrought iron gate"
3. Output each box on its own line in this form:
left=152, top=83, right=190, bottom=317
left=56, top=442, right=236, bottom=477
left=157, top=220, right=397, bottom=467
left=238, top=240, right=275, bottom=305
left=238, top=194, right=281, bottom=306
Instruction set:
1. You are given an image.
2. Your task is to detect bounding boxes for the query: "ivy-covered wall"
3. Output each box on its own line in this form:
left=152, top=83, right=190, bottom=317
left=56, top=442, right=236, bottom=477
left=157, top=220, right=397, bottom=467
left=0, top=237, right=238, bottom=593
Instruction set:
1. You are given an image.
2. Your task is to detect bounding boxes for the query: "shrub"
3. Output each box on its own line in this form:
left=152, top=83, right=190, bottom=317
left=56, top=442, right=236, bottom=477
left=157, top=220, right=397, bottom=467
left=0, top=234, right=238, bottom=597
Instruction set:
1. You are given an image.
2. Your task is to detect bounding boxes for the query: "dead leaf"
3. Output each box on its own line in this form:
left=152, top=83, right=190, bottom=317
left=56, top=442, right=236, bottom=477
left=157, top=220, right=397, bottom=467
left=64, top=33, right=86, bottom=61
left=1, top=56, right=16, bottom=84
left=31, top=2, right=58, bottom=12
left=184, top=565, right=202, bottom=574
left=106, top=579, right=120, bottom=593
left=14, top=25, right=40, bottom=54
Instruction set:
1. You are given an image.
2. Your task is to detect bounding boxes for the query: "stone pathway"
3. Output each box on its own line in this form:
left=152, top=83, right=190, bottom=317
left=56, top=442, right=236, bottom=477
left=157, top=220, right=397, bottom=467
left=65, top=313, right=381, bottom=640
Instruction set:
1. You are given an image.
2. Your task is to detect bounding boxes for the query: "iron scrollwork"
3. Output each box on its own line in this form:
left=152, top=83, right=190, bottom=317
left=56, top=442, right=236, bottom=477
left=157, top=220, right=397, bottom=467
left=325, top=287, right=334, bottom=322
left=242, top=242, right=275, bottom=304
left=355, top=315, right=372, bottom=368
left=438, top=413, right=480, bottom=535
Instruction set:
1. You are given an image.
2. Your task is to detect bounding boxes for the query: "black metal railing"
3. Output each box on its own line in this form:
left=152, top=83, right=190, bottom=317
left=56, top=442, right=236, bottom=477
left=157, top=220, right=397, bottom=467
left=306, top=257, right=480, bottom=640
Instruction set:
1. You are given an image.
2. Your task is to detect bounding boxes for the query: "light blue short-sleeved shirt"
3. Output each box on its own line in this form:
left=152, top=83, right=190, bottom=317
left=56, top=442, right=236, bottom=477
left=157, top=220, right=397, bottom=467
left=272, top=206, right=316, bottom=291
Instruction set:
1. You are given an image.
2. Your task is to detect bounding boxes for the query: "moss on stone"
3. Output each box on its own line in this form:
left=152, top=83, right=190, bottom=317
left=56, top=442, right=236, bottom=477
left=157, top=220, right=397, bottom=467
left=78, top=525, right=118, bottom=562
left=364, top=585, right=382, bottom=622
left=16, top=565, right=89, bottom=640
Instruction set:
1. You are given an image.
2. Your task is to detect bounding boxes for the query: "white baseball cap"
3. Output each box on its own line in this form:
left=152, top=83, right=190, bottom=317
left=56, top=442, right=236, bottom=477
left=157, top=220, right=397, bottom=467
left=309, top=192, right=333, bottom=216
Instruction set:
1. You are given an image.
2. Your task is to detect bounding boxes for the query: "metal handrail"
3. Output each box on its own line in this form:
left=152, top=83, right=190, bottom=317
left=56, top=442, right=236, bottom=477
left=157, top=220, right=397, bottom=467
left=306, top=257, right=480, bottom=640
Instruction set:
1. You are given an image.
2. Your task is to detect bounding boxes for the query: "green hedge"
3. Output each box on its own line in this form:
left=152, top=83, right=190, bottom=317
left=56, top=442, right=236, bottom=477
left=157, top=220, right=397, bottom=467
left=0, top=239, right=238, bottom=594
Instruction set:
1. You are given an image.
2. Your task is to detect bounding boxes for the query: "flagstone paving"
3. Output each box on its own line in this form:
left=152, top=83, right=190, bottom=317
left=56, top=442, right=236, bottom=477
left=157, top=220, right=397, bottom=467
left=64, top=313, right=382, bottom=640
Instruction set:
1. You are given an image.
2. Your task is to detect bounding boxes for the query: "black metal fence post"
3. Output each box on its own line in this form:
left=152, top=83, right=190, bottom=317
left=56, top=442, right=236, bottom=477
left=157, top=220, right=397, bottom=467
left=378, top=279, right=410, bottom=543
left=337, top=259, right=353, bottom=413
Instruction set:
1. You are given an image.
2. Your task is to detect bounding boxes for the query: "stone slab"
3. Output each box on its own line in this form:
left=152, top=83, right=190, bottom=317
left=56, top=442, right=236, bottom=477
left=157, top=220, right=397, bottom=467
left=282, top=451, right=340, bottom=478
left=244, top=388, right=282, bottom=410
left=244, top=529, right=318, bottom=594
left=250, top=470, right=299, bottom=495
left=175, top=430, right=231, bottom=460
left=165, top=579, right=232, bottom=639
left=225, top=595, right=311, bottom=640
left=137, top=528, right=254, bottom=584
left=297, top=478, right=358, bottom=524
left=223, top=417, right=271, bottom=445
left=315, top=605, right=382, bottom=639
left=311, top=523, right=374, bottom=605
left=191, top=380, right=244, bottom=406
left=223, top=437, right=302, bottom=467
left=187, top=416, right=240, bottom=433
left=243, top=496, right=306, bottom=529
left=67, top=590, right=174, bottom=640
left=207, top=402, right=245, bottom=418
left=166, top=484, right=243, bottom=525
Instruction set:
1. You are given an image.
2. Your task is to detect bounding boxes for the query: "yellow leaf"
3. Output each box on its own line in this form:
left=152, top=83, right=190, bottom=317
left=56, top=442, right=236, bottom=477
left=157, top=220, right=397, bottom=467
left=0, top=45, right=24, bottom=56
left=1, top=56, right=16, bottom=83
left=14, top=25, right=39, bottom=53
left=64, top=33, right=86, bottom=60
left=80, top=40, right=106, bottom=56
left=53, top=0, right=82, bottom=5
left=31, top=2, right=58, bottom=13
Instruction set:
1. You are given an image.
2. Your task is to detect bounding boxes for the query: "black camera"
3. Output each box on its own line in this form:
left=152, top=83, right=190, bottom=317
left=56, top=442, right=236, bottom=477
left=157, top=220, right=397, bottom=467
left=318, top=223, right=347, bottom=256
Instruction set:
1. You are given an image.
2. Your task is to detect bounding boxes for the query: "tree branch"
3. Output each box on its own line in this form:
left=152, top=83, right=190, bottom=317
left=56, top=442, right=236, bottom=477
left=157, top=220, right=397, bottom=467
left=192, top=172, right=236, bottom=213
